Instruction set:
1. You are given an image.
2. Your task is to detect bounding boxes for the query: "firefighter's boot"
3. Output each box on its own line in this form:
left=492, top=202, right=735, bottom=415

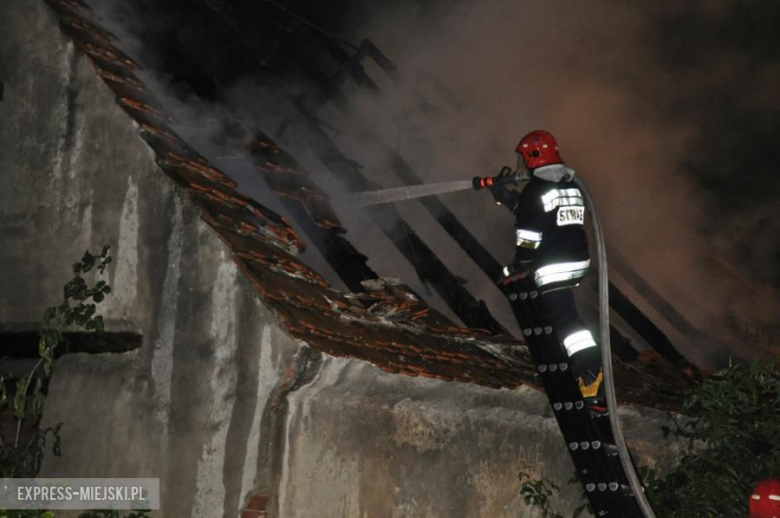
left=578, top=368, right=606, bottom=413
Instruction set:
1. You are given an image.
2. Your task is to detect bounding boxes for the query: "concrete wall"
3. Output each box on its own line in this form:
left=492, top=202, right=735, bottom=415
left=0, top=4, right=302, bottom=516
left=0, top=2, right=682, bottom=517
left=277, top=356, right=683, bottom=518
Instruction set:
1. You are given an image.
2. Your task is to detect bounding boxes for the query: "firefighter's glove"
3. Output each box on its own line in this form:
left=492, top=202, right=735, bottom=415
left=489, top=185, right=514, bottom=206
left=489, top=168, right=516, bottom=206
left=497, top=265, right=530, bottom=285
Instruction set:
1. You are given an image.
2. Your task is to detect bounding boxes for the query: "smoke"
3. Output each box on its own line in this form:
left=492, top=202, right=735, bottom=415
left=326, top=0, right=780, bottom=366
left=87, top=0, right=780, bottom=366
left=86, top=0, right=360, bottom=291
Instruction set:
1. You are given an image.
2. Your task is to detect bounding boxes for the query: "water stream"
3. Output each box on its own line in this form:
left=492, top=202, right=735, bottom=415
left=335, top=180, right=474, bottom=207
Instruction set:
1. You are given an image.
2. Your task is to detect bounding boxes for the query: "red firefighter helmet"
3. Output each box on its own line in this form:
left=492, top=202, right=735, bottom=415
left=516, top=130, right=563, bottom=170
left=750, top=478, right=780, bottom=518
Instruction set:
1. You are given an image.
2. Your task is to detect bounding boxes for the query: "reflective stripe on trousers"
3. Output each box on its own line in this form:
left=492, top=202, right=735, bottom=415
left=563, top=329, right=597, bottom=356
left=534, top=259, right=590, bottom=288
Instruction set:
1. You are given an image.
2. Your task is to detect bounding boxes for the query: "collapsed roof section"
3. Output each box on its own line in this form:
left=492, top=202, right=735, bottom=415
left=45, top=0, right=694, bottom=410
left=241, top=0, right=703, bottom=372
left=45, top=0, right=536, bottom=391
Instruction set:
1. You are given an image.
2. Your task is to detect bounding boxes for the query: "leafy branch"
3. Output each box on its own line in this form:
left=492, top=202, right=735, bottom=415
left=0, top=246, right=112, bottom=477
left=517, top=358, right=780, bottom=518
left=642, top=358, right=780, bottom=517
left=517, top=470, right=564, bottom=518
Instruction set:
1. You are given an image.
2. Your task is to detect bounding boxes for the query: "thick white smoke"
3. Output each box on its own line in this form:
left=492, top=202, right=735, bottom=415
left=88, top=0, right=780, bottom=368
left=329, top=0, right=780, bottom=367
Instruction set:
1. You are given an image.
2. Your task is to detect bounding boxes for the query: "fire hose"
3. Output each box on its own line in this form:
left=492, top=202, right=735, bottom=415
left=343, top=168, right=657, bottom=516
left=473, top=170, right=656, bottom=518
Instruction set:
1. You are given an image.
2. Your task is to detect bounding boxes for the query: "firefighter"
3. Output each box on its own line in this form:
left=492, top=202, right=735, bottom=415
left=491, top=130, right=604, bottom=408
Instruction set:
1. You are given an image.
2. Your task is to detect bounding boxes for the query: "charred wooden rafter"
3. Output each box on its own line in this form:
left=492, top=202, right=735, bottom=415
left=302, top=21, right=703, bottom=372
left=44, top=0, right=542, bottom=394
left=42, top=0, right=697, bottom=409
left=256, top=17, right=505, bottom=334
left=191, top=0, right=702, bottom=391
left=244, top=132, right=378, bottom=294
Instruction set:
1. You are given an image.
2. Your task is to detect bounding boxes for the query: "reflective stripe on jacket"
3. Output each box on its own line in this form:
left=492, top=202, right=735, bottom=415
left=499, top=167, right=590, bottom=291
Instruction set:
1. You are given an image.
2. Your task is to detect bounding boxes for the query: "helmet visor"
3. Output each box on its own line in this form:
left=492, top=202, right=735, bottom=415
left=517, top=152, right=529, bottom=174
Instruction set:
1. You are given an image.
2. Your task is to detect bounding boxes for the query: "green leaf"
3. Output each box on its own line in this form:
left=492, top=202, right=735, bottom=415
left=32, top=377, right=45, bottom=422
left=92, top=316, right=105, bottom=333
left=4, top=247, right=119, bottom=479
left=80, top=251, right=96, bottom=273
left=644, top=358, right=780, bottom=517
left=43, top=306, right=56, bottom=326
left=14, top=376, right=29, bottom=420
left=64, top=277, right=88, bottom=300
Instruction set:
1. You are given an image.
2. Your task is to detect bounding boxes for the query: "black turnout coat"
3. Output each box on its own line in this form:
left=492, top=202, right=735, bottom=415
left=495, top=165, right=590, bottom=292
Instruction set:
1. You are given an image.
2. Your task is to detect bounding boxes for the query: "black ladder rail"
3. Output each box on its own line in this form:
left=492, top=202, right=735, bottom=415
left=506, top=284, right=630, bottom=516
left=509, top=281, right=649, bottom=516
left=526, top=316, right=644, bottom=516
left=281, top=13, right=653, bottom=515
left=525, top=324, right=641, bottom=516
left=183, top=5, right=660, bottom=516
left=523, top=321, right=635, bottom=516
left=314, top=26, right=656, bottom=510
left=521, top=287, right=649, bottom=514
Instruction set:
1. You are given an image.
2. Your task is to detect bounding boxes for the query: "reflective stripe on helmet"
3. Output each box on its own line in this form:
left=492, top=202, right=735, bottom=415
left=535, top=259, right=590, bottom=287
left=769, top=495, right=780, bottom=501
left=516, top=229, right=543, bottom=249
left=541, top=188, right=584, bottom=213
left=752, top=495, right=761, bottom=500
left=563, top=330, right=597, bottom=356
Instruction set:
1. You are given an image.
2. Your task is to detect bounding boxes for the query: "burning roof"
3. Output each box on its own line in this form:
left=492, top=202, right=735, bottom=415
left=43, top=0, right=694, bottom=411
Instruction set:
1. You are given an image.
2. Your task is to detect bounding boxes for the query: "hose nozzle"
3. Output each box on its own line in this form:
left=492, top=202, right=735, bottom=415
left=473, top=166, right=527, bottom=190
left=473, top=176, right=496, bottom=190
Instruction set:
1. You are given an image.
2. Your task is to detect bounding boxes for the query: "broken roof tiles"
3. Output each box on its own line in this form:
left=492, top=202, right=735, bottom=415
left=45, top=0, right=695, bottom=411
left=247, top=134, right=342, bottom=230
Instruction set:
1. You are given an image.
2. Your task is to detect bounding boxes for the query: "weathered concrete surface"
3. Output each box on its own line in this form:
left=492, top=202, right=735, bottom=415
left=0, top=2, right=685, bottom=517
left=0, top=3, right=302, bottom=517
left=278, top=358, right=683, bottom=518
